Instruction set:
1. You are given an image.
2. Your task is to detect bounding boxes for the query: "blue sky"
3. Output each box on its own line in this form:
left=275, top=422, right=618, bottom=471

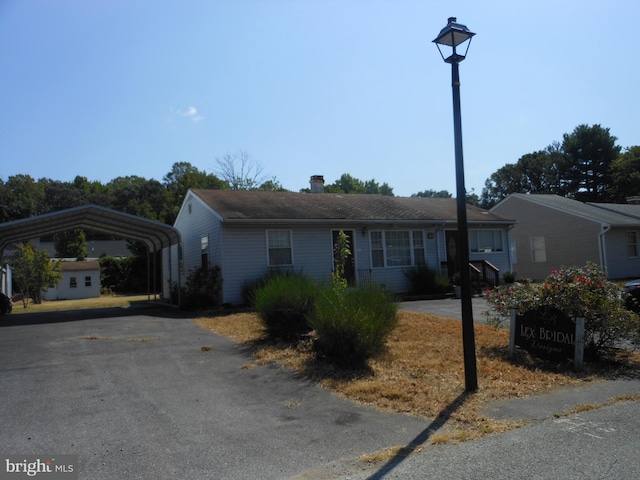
left=1, top=1, right=638, bottom=198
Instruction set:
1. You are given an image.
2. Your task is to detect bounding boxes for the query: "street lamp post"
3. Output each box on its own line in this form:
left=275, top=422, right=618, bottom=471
left=433, top=17, right=478, bottom=392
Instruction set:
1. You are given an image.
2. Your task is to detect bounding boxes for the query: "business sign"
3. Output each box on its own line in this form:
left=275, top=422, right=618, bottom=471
left=514, top=306, right=577, bottom=361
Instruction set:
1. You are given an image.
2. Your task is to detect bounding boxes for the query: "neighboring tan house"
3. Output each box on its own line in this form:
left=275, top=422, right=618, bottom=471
left=490, top=193, right=640, bottom=281
left=164, top=180, right=515, bottom=305
left=44, top=260, right=101, bottom=301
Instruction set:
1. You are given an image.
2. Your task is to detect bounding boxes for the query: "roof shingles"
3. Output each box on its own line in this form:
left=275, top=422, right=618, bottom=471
left=191, top=190, right=512, bottom=223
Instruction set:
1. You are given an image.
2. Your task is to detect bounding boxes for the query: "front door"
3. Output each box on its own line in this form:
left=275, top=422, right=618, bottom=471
left=332, top=230, right=355, bottom=286
left=445, top=230, right=460, bottom=281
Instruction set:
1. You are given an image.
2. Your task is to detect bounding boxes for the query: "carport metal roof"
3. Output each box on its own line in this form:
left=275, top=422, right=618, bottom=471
left=0, top=204, right=180, bottom=253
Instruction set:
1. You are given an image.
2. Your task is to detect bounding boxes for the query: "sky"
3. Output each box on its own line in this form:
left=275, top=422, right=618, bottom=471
left=1, top=0, right=639, bottom=199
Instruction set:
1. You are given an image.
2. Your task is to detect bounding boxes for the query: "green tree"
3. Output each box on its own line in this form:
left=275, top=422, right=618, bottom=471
left=163, top=162, right=226, bottom=223
left=324, top=173, right=394, bottom=196
left=10, top=242, right=62, bottom=306
left=561, top=124, right=621, bottom=202
left=412, top=189, right=452, bottom=198
left=106, top=176, right=171, bottom=222
left=41, top=179, right=87, bottom=213
left=3, top=174, right=46, bottom=220
left=257, top=177, right=287, bottom=191
left=54, top=229, right=88, bottom=260
left=609, top=146, right=640, bottom=202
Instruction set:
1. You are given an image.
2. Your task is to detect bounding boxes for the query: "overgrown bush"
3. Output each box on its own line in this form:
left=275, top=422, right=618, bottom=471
left=403, top=265, right=450, bottom=295
left=179, top=265, right=223, bottom=309
left=308, top=285, right=398, bottom=367
left=254, top=274, right=318, bottom=340
left=484, top=262, right=640, bottom=358
left=242, top=269, right=300, bottom=306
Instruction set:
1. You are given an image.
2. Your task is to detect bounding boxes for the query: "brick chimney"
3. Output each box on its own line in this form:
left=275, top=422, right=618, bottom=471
left=310, top=175, right=324, bottom=193
left=626, top=196, right=640, bottom=205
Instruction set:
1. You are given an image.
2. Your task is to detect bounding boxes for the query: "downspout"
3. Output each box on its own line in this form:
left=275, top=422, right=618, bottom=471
left=506, top=224, right=515, bottom=273
left=598, top=224, right=611, bottom=277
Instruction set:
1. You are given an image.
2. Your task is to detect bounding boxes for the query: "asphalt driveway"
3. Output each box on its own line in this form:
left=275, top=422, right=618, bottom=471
left=0, top=305, right=429, bottom=479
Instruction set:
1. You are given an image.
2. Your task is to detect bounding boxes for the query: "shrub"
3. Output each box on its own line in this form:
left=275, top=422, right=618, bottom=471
left=242, top=269, right=301, bottom=306
left=308, top=285, right=398, bottom=367
left=180, top=265, right=223, bottom=309
left=254, top=274, right=318, bottom=340
left=503, top=271, right=516, bottom=284
left=484, top=262, right=640, bottom=358
left=403, top=265, right=450, bottom=295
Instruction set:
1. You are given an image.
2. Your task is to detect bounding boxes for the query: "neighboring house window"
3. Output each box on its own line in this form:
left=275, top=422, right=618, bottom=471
left=201, top=235, right=209, bottom=269
left=85, top=276, right=91, bottom=287
left=628, top=231, right=639, bottom=258
left=267, top=230, right=293, bottom=266
left=370, top=231, right=425, bottom=267
left=469, top=229, right=503, bottom=252
left=531, top=236, right=547, bottom=263
left=70, top=277, right=77, bottom=288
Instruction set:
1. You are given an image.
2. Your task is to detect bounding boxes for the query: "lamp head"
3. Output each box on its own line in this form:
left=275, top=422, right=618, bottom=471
left=433, top=17, right=475, bottom=63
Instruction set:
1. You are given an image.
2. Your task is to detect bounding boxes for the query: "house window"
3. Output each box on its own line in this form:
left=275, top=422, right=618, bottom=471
left=70, top=277, right=77, bottom=288
left=201, top=235, right=209, bottom=269
left=267, top=230, right=293, bottom=266
left=85, top=276, right=91, bottom=287
left=628, top=231, right=639, bottom=258
left=469, top=229, right=503, bottom=252
left=531, top=236, right=547, bottom=263
left=370, top=230, right=425, bottom=268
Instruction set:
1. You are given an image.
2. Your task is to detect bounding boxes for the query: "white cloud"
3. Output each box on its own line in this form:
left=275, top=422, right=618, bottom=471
left=174, top=105, right=204, bottom=123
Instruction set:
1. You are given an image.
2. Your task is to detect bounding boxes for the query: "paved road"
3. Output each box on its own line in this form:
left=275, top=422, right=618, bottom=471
left=398, top=296, right=491, bottom=324
left=2, top=304, right=639, bottom=479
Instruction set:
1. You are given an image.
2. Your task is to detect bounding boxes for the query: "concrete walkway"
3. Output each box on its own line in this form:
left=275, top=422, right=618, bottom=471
left=398, top=296, right=490, bottom=324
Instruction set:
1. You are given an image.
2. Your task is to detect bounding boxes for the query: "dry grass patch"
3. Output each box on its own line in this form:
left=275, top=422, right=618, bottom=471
left=12, top=295, right=153, bottom=313
left=195, top=310, right=640, bottom=442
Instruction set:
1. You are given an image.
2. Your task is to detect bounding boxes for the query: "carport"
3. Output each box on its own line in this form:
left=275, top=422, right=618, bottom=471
left=0, top=204, right=181, bottom=302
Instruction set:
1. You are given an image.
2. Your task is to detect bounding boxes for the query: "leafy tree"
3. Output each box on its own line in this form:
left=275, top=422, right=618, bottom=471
left=3, top=174, right=46, bottom=220
left=257, top=177, right=287, bottom=191
left=412, top=189, right=452, bottom=198
left=163, top=162, right=226, bottom=223
left=480, top=125, right=622, bottom=208
left=106, top=176, right=171, bottom=222
left=561, top=124, right=621, bottom=202
left=54, top=229, right=88, bottom=260
left=214, top=150, right=266, bottom=190
left=10, top=242, right=62, bottom=306
left=324, top=173, right=394, bottom=196
left=41, top=179, right=87, bottom=213
left=609, top=146, right=640, bottom=202
left=480, top=144, right=571, bottom=208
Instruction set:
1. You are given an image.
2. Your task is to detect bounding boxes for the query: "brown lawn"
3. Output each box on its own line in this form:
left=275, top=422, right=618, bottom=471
left=196, top=309, right=640, bottom=442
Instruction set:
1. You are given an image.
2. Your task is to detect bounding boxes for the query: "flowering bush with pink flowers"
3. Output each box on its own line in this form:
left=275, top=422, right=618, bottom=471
left=484, top=262, right=640, bottom=357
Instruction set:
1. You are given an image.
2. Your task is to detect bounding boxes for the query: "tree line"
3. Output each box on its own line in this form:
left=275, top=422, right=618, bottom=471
left=0, top=162, right=395, bottom=227
left=479, top=124, right=639, bottom=208
left=1, top=124, right=637, bottom=228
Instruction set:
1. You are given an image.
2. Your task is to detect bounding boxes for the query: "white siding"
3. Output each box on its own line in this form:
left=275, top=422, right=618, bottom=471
left=44, top=269, right=100, bottom=300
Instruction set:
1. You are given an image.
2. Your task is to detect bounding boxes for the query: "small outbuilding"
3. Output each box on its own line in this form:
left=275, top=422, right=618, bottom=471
left=44, top=261, right=101, bottom=301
